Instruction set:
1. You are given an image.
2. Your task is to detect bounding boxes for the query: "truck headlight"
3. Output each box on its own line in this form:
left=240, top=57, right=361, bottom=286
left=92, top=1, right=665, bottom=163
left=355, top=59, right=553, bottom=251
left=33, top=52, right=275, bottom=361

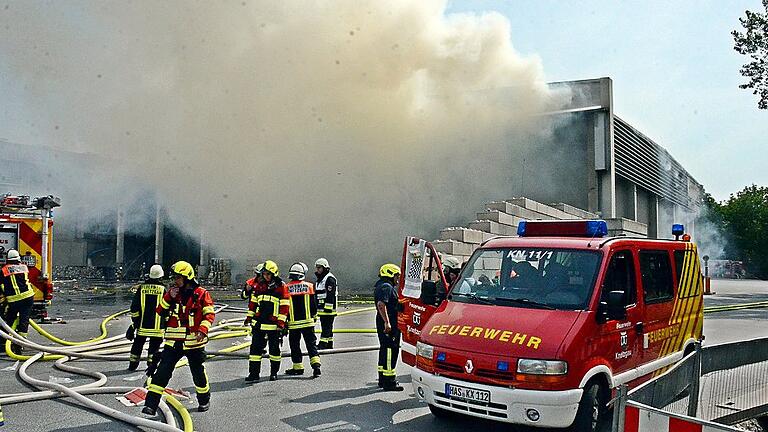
left=516, top=359, right=567, bottom=375
left=417, top=341, right=434, bottom=359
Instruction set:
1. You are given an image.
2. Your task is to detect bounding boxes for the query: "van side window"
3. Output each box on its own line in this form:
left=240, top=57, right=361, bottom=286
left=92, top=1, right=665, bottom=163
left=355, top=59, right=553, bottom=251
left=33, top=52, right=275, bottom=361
left=673, top=250, right=701, bottom=299
left=600, top=250, right=636, bottom=307
left=640, top=250, right=674, bottom=303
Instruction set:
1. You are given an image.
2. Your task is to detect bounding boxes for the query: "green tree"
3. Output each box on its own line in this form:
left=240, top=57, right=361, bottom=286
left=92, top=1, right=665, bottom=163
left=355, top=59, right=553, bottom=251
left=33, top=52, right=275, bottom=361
left=732, top=0, right=768, bottom=109
left=718, top=185, right=768, bottom=278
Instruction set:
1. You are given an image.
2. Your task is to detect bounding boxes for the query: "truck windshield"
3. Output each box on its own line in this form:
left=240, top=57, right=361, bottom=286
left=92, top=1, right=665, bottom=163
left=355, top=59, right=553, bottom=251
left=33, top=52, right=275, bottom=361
left=450, top=248, right=601, bottom=310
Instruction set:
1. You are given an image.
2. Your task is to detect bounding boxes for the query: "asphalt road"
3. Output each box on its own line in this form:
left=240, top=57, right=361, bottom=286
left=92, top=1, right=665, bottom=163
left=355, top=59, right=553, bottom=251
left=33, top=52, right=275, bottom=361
left=0, top=278, right=766, bottom=432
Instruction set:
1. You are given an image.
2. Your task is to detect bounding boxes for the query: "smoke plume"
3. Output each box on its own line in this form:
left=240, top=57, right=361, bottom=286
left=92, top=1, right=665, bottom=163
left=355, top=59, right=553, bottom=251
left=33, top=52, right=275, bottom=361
left=0, top=1, right=561, bottom=288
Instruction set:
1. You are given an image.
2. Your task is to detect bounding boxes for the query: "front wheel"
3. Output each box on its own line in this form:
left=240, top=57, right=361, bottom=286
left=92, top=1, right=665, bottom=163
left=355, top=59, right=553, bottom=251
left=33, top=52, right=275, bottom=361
left=571, top=382, right=609, bottom=432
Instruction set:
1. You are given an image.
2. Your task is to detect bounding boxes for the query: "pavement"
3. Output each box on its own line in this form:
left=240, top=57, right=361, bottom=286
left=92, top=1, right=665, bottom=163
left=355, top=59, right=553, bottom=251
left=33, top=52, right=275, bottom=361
left=0, top=278, right=766, bottom=432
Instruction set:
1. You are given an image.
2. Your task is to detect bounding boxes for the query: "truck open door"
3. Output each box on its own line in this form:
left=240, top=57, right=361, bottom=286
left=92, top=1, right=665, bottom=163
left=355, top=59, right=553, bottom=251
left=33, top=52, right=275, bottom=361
left=397, top=236, right=449, bottom=366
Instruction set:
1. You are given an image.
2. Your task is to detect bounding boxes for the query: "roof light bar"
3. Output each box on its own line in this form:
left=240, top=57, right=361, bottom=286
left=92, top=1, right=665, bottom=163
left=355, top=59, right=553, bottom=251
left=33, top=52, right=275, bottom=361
left=517, top=220, right=608, bottom=238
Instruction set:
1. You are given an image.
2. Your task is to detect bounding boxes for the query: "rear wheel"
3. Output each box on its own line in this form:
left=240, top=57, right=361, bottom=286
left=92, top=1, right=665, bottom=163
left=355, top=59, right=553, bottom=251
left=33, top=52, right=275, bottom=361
left=571, top=382, right=609, bottom=432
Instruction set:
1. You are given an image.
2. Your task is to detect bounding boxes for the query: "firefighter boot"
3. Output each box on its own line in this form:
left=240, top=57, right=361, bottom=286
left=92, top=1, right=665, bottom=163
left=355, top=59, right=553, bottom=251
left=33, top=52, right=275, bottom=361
left=312, top=365, right=321, bottom=378
left=141, top=406, right=157, bottom=416
left=377, top=372, right=384, bottom=388
left=382, top=377, right=404, bottom=392
left=317, top=341, right=328, bottom=350
left=269, top=361, right=280, bottom=381
left=128, top=361, right=139, bottom=371
left=245, top=361, right=260, bottom=383
left=286, top=364, right=304, bottom=376
left=197, top=393, right=210, bottom=413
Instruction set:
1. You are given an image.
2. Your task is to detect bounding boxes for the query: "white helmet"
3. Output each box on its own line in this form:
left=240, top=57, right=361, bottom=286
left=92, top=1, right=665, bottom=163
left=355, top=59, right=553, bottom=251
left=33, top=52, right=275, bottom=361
left=149, top=264, right=164, bottom=279
left=443, top=256, right=461, bottom=271
left=289, top=262, right=307, bottom=280
left=6, top=249, right=20, bottom=261
left=315, top=258, right=330, bottom=269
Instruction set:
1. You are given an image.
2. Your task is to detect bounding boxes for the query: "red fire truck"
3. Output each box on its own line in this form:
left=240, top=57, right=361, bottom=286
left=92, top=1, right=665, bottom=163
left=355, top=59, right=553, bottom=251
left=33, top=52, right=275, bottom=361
left=398, top=220, right=704, bottom=431
left=0, top=194, right=60, bottom=319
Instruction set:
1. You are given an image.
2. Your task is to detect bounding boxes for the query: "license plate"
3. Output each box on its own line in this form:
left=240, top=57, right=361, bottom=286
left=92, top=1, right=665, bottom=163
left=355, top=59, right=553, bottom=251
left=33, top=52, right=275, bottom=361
left=445, top=383, right=491, bottom=403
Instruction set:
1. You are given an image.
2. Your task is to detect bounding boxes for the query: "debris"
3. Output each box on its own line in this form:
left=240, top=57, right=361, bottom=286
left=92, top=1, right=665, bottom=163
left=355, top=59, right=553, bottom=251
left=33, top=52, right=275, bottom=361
left=2, top=361, right=19, bottom=371
left=48, top=375, right=74, bottom=384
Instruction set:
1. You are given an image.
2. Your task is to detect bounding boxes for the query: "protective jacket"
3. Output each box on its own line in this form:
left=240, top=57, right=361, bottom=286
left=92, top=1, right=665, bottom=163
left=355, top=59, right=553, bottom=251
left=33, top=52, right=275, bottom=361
left=248, top=277, right=289, bottom=330
left=316, top=272, right=338, bottom=316
left=157, top=283, right=215, bottom=349
left=285, top=280, right=317, bottom=330
left=0, top=263, right=34, bottom=304
left=130, top=280, right=166, bottom=337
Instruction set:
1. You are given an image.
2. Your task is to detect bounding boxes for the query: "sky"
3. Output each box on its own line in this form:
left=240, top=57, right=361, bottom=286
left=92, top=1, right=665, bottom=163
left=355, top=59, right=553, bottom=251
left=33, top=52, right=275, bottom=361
left=448, top=0, right=767, bottom=201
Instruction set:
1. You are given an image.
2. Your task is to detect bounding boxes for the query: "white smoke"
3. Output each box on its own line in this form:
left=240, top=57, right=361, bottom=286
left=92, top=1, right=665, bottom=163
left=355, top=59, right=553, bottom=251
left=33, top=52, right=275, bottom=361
left=0, top=1, right=562, bottom=287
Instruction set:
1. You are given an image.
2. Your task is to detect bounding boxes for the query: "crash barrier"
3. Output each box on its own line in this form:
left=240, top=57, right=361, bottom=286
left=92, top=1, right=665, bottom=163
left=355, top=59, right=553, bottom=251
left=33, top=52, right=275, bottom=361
left=622, top=403, right=738, bottom=432
left=612, top=337, right=768, bottom=431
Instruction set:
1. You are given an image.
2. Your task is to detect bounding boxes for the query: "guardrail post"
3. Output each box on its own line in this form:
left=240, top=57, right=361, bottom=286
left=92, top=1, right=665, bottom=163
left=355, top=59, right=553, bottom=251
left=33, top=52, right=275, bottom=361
left=688, top=341, right=702, bottom=417
left=612, top=384, right=628, bottom=432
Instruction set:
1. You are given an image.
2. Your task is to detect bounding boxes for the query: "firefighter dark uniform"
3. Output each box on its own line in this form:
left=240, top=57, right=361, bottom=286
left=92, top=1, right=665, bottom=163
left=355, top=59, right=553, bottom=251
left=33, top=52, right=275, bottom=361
left=375, top=264, right=403, bottom=391
left=0, top=401, right=5, bottom=426
left=245, top=260, right=289, bottom=383
left=0, top=251, right=35, bottom=355
left=143, top=261, right=214, bottom=415
left=314, top=259, right=337, bottom=349
left=284, top=263, right=321, bottom=377
left=127, top=265, right=166, bottom=374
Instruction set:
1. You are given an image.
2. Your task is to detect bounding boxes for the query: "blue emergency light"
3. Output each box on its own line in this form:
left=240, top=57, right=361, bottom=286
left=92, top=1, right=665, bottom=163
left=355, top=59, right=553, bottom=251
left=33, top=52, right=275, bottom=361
left=517, top=220, right=608, bottom=238
left=672, top=224, right=685, bottom=236
left=436, top=352, right=446, bottom=362
left=497, top=361, right=509, bottom=372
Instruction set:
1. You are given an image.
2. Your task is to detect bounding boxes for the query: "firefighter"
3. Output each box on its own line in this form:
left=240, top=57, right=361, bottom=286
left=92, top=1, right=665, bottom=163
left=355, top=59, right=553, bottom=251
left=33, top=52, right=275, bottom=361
left=0, top=401, right=4, bottom=426
left=244, top=260, right=289, bottom=383
left=142, top=261, right=215, bottom=416
left=240, top=263, right=264, bottom=300
left=284, top=262, right=321, bottom=377
left=314, top=258, right=337, bottom=349
left=0, top=250, right=35, bottom=355
left=126, top=264, right=166, bottom=374
left=375, top=263, right=403, bottom=391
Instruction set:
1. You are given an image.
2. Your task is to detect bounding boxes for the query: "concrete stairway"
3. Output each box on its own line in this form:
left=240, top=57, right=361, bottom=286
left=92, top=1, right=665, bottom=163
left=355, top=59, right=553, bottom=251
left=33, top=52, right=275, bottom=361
left=432, top=197, right=647, bottom=264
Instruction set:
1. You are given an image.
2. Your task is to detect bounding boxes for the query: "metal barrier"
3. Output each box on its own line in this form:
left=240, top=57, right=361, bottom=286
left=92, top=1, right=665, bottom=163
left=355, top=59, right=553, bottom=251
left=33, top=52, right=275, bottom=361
left=612, top=337, right=768, bottom=431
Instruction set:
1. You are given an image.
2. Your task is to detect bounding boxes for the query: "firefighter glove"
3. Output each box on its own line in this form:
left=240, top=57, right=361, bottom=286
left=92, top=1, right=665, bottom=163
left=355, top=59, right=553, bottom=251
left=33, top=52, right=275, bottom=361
left=125, top=325, right=135, bottom=341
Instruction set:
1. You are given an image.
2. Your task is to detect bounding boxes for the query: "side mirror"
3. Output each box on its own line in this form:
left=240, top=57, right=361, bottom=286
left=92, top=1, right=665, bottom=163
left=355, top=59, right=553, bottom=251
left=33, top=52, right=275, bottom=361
left=421, top=280, right=437, bottom=305
left=606, top=290, right=627, bottom=321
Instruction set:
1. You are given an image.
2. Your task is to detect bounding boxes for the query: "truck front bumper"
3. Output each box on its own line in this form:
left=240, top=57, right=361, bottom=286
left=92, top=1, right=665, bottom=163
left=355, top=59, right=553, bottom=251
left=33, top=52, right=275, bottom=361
left=412, top=368, right=583, bottom=428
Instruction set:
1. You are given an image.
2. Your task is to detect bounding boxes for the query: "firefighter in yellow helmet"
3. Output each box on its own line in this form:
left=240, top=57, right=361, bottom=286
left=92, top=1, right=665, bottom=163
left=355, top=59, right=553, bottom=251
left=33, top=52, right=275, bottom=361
left=0, top=250, right=35, bottom=355
left=375, top=263, right=403, bottom=391
left=142, top=261, right=215, bottom=416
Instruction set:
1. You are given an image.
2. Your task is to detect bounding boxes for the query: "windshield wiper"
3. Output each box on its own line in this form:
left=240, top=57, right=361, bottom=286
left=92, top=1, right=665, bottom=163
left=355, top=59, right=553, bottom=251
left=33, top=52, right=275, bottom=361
left=451, top=292, right=494, bottom=305
left=493, top=297, right=555, bottom=310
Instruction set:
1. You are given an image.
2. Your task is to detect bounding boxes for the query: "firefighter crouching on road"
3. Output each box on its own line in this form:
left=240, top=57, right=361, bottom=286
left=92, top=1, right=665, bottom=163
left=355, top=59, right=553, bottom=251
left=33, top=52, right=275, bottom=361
left=285, top=262, right=321, bottom=377
left=142, top=261, right=215, bottom=416
left=314, top=258, right=337, bottom=349
left=375, top=263, right=403, bottom=391
left=127, top=264, right=166, bottom=375
left=0, top=250, right=35, bottom=355
left=244, top=260, right=289, bottom=383
left=240, top=263, right=265, bottom=300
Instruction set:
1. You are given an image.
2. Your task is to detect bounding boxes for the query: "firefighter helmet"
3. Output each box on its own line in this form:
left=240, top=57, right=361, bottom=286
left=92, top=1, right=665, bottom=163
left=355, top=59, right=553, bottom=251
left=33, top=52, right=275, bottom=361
left=149, top=264, right=164, bottom=279
left=6, top=250, right=20, bottom=261
left=315, top=258, right=330, bottom=269
left=253, top=263, right=264, bottom=274
left=443, top=256, right=461, bottom=271
left=379, top=263, right=401, bottom=279
left=170, top=261, right=195, bottom=280
left=289, top=262, right=307, bottom=280
left=262, top=260, right=279, bottom=277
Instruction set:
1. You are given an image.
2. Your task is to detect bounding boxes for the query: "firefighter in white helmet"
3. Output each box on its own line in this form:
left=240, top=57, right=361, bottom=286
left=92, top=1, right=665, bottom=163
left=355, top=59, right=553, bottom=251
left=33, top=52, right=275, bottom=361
left=0, top=250, right=35, bottom=355
left=127, top=264, right=166, bottom=375
left=284, top=262, right=321, bottom=377
left=314, top=258, right=338, bottom=349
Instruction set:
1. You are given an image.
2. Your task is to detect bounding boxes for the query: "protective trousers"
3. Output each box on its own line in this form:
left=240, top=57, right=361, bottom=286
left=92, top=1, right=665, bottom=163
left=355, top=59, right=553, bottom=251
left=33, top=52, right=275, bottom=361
left=288, top=327, right=320, bottom=370
left=318, top=315, right=335, bottom=348
left=129, top=335, right=164, bottom=375
left=0, top=297, right=33, bottom=352
left=377, top=329, right=401, bottom=383
left=249, top=327, right=282, bottom=377
left=144, top=341, right=210, bottom=410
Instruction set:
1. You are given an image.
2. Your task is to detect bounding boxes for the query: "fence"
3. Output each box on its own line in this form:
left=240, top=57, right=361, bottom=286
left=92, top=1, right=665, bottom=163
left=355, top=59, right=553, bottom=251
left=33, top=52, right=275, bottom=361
left=612, top=337, right=768, bottom=431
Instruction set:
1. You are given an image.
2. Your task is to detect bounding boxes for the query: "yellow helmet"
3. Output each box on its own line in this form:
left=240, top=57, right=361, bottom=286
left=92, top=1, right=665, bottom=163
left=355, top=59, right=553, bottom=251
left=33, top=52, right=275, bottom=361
left=262, top=260, right=279, bottom=277
left=170, top=261, right=195, bottom=280
left=379, top=263, right=401, bottom=279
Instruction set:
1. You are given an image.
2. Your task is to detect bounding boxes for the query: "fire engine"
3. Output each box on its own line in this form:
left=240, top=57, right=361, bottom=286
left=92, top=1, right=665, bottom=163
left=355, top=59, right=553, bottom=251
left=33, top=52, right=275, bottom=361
left=398, top=220, right=704, bottom=431
left=0, top=193, right=61, bottom=319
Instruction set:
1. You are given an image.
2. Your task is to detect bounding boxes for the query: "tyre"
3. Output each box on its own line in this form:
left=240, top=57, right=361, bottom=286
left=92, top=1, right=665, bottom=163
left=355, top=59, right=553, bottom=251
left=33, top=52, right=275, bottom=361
left=570, top=382, right=609, bottom=432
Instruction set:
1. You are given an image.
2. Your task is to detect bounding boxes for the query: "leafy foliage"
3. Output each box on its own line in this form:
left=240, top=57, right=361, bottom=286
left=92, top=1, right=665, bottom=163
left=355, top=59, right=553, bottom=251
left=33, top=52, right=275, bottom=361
left=732, top=0, right=768, bottom=109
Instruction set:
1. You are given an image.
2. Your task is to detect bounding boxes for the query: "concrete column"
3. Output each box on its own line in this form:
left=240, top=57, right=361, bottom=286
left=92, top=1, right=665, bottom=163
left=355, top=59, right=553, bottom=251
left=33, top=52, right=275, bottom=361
left=648, top=196, right=659, bottom=239
left=154, top=205, right=164, bottom=265
left=115, top=207, right=125, bottom=266
left=198, top=229, right=209, bottom=279
left=631, top=184, right=638, bottom=221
